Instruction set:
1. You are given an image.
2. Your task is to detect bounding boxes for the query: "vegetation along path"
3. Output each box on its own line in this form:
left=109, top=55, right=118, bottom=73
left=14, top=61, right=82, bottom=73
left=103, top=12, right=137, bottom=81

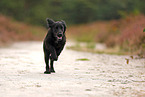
left=0, top=41, right=145, bottom=97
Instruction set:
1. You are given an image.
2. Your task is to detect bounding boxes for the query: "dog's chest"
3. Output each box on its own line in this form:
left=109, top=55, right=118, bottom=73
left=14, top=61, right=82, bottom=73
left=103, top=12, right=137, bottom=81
left=53, top=42, right=62, bottom=49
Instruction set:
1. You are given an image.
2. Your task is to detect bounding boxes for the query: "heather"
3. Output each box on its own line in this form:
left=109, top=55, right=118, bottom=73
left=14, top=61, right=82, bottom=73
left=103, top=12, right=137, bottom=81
left=67, top=15, right=145, bottom=55
left=0, top=15, right=46, bottom=45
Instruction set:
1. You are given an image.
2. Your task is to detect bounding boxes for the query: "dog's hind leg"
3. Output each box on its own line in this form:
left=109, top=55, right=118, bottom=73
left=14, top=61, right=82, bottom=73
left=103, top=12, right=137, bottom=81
left=44, top=54, right=51, bottom=74
left=50, top=60, right=55, bottom=73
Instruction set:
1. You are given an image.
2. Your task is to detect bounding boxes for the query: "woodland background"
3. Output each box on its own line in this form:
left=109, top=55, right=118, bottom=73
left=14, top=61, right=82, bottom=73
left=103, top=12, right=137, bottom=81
left=0, top=0, right=145, bottom=55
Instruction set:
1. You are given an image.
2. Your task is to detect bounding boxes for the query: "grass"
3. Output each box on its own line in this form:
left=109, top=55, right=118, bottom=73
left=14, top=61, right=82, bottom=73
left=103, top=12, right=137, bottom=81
left=76, top=58, right=90, bottom=61
left=67, top=44, right=126, bottom=55
left=66, top=41, right=134, bottom=55
left=143, top=28, right=145, bottom=32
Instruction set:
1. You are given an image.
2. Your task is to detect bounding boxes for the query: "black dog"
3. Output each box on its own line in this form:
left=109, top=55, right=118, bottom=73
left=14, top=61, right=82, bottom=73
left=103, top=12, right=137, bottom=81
left=43, top=18, right=66, bottom=74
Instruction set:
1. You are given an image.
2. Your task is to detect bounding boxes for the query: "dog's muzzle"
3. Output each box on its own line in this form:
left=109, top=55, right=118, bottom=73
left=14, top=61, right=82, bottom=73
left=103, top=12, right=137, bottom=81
left=57, top=33, right=63, bottom=41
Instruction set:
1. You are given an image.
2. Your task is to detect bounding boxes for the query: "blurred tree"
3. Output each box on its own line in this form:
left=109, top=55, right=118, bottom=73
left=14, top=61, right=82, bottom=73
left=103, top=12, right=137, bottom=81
left=0, top=0, right=144, bottom=25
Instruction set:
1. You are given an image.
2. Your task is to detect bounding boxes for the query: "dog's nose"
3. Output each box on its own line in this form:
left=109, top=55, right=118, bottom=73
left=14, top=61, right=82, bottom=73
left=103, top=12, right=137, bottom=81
left=57, top=33, right=63, bottom=37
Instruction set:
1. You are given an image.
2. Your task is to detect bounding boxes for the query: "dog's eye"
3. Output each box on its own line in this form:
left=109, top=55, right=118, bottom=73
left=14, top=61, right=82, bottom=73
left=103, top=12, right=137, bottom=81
left=56, top=27, right=58, bottom=29
left=60, top=26, right=63, bottom=29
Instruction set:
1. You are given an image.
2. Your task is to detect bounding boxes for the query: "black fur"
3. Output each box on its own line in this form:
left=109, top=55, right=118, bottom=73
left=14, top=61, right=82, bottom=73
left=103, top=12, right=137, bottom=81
left=43, top=18, right=66, bottom=74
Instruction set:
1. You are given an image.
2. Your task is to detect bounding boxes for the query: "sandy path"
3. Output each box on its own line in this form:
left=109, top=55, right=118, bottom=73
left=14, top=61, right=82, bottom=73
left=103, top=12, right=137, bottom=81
left=0, top=41, right=145, bottom=97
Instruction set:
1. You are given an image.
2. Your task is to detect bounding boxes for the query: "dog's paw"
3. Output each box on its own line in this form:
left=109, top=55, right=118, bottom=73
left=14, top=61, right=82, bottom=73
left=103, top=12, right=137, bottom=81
left=53, top=58, right=58, bottom=61
left=50, top=69, right=55, bottom=73
left=44, top=71, right=51, bottom=74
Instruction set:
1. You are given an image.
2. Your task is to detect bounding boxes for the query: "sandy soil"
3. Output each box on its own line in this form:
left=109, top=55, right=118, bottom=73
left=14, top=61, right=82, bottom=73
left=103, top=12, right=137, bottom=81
left=0, top=41, right=145, bottom=97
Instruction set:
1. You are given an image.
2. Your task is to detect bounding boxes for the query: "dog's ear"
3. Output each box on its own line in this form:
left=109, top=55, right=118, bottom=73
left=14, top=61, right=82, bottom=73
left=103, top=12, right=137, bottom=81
left=46, top=18, right=54, bottom=28
left=61, top=20, right=66, bottom=32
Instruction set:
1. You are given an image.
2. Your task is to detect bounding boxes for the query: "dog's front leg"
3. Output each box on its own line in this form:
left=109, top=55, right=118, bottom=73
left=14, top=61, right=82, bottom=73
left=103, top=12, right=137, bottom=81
left=49, top=47, right=58, bottom=61
left=45, top=42, right=58, bottom=61
left=50, top=60, right=55, bottom=73
left=56, top=44, right=65, bottom=56
left=44, top=53, right=51, bottom=74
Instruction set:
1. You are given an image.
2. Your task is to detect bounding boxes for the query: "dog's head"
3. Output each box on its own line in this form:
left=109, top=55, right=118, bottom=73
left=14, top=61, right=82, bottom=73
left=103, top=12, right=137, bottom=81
left=46, top=18, right=66, bottom=42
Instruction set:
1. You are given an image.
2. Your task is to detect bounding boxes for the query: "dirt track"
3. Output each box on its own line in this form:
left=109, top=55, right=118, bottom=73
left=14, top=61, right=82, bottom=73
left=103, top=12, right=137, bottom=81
left=0, top=41, right=145, bottom=97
